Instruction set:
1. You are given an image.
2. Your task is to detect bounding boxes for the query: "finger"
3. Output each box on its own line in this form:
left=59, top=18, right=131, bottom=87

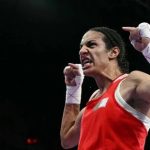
left=68, top=63, right=81, bottom=69
left=122, top=27, right=136, bottom=32
left=64, top=66, right=74, bottom=75
left=68, top=63, right=83, bottom=76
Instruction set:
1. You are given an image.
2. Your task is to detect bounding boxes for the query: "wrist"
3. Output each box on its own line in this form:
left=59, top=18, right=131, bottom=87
left=138, top=22, right=150, bottom=38
left=142, top=43, right=150, bottom=63
left=65, top=75, right=84, bottom=104
left=65, top=85, right=82, bottom=104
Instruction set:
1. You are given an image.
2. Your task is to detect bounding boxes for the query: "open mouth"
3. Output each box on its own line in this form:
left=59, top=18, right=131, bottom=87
left=81, top=58, right=93, bottom=69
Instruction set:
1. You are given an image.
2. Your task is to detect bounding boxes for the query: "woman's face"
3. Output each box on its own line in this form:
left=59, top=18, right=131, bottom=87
left=79, top=30, right=111, bottom=77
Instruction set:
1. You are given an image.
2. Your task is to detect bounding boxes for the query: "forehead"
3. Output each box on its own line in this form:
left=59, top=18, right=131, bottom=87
left=81, top=30, right=104, bottom=44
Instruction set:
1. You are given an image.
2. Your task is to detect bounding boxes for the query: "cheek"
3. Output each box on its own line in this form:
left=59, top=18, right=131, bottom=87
left=95, top=52, right=108, bottom=63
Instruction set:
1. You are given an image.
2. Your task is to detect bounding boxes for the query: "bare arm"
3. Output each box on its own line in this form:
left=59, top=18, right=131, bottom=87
left=121, top=71, right=150, bottom=104
left=135, top=72, right=150, bottom=103
left=60, top=105, right=85, bottom=149
left=122, top=23, right=150, bottom=103
left=60, top=63, right=84, bottom=149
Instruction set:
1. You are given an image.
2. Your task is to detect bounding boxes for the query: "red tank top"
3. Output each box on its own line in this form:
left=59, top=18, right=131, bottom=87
left=78, top=74, right=148, bottom=150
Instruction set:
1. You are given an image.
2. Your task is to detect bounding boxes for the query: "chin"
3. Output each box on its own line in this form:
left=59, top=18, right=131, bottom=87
left=83, top=69, right=94, bottom=77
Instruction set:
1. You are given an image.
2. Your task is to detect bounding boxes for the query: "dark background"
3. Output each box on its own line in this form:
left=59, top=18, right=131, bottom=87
left=0, top=0, right=150, bottom=149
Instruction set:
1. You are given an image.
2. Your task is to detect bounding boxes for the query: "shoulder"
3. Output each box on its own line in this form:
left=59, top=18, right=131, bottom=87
left=121, top=70, right=150, bottom=89
left=125, top=70, right=150, bottom=84
left=120, top=71, right=150, bottom=100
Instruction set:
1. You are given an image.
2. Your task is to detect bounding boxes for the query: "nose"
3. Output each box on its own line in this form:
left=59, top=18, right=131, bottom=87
left=79, top=45, right=88, bottom=56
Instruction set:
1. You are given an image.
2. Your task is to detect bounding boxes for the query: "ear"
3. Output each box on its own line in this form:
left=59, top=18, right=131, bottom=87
left=108, top=47, right=120, bottom=59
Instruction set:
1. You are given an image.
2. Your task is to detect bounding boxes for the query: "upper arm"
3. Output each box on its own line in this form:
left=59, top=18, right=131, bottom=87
left=125, top=71, right=150, bottom=103
left=135, top=75, right=150, bottom=103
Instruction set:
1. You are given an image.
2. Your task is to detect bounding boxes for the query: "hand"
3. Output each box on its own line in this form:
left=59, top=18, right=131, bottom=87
left=122, top=26, right=149, bottom=52
left=63, top=63, right=84, bottom=86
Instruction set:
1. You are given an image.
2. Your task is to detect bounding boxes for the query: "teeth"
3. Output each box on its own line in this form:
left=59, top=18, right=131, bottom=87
left=81, top=57, right=92, bottom=68
left=84, top=60, right=90, bottom=64
left=83, top=59, right=91, bottom=65
left=82, top=61, right=92, bottom=69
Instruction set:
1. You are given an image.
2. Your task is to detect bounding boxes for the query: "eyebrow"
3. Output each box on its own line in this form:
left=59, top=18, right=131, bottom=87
left=80, top=40, right=96, bottom=48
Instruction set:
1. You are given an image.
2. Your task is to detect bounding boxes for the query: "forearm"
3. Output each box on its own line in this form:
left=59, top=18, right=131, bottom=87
left=60, top=104, right=80, bottom=149
left=60, top=64, right=84, bottom=148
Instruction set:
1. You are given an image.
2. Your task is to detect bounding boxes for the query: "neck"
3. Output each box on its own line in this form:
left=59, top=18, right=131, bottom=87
left=94, top=68, right=123, bottom=93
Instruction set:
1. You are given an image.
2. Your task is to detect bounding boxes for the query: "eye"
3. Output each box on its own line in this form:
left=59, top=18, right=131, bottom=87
left=87, top=41, right=97, bottom=48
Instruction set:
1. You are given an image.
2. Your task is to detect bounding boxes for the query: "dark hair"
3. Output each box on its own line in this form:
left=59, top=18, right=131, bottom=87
left=89, top=27, right=129, bottom=73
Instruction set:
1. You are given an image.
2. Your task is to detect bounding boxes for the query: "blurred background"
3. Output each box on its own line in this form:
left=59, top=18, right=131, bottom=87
left=0, top=0, right=150, bottom=149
